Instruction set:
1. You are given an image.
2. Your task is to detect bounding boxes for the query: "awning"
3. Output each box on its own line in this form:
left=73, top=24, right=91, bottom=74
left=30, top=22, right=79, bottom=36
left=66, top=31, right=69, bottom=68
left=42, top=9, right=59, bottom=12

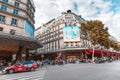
left=85, top=49, right=120, bottom=56
left=0, top=32, right=43, bottom=52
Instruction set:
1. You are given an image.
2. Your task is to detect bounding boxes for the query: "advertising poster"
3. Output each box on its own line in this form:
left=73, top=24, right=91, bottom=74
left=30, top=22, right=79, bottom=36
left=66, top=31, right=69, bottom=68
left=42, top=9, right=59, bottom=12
left=63, top=25, right=80, bottom=42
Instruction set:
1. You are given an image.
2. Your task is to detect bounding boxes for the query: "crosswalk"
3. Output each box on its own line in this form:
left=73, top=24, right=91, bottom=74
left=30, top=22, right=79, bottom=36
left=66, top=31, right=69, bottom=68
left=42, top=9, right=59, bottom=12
left=0, top=68, right=46, bottom=80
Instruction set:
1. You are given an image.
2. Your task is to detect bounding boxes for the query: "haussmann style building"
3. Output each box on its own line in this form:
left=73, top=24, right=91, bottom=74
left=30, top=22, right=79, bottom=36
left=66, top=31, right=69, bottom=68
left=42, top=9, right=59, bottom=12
left=35, top=10, right=92, bottom=60
left=0, top=0, right=43, bottom=63
left=35, top=10, right=120, bottom=61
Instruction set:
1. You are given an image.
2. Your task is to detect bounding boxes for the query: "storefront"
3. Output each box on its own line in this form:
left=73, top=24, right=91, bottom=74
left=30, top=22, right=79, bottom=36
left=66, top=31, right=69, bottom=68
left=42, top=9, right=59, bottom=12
left=0, top=32, right=43, bottom=62
left=35, top=48, right=120, bottom=62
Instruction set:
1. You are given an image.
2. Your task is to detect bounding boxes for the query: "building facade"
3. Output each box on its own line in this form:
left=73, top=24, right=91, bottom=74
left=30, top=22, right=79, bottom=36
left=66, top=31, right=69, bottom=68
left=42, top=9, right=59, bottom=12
left=35, top=10, right=93, bottom=60
left=35, top=10, right=120, bottom=61
left=0, top=0, right=35, bottom=36
left=0, top=0, right=42, bottom=62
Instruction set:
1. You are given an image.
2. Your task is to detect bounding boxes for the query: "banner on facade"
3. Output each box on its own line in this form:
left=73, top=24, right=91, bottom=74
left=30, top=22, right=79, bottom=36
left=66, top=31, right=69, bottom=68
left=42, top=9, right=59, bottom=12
left=63, top=25, right=80, bottom=42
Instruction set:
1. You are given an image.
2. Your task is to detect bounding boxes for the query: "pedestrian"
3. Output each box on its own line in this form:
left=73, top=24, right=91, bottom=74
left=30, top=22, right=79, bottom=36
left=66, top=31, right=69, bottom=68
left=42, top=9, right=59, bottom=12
left=40, top=60, right=43, bottom=68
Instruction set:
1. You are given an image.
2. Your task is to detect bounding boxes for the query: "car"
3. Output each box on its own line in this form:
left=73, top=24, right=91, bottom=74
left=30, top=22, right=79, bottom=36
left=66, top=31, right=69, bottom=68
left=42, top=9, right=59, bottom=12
left=95, top=59, right=105, bottom=63
left=20, top=61, right=37, bottom=71
left=107, top=59, right=113, bottom=62
left=2, top=61, right=37, bottom=74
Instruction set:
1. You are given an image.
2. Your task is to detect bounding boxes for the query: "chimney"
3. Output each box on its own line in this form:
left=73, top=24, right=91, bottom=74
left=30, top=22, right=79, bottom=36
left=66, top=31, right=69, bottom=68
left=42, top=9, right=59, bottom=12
left=67, top=10, right=71, bottom=13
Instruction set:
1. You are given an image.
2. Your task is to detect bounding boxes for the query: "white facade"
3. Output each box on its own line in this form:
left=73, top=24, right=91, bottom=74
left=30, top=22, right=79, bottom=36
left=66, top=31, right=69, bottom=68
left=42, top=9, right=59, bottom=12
left=0, top=0, right=35, bottom=36
left=35, top=10, right=92, bottom=54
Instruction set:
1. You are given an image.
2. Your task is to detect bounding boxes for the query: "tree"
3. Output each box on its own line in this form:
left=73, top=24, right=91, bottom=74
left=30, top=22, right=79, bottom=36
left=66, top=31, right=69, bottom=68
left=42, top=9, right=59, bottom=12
left=81, top=20, right=110, bottom=61
left=110, top=40, right=120, bottom=51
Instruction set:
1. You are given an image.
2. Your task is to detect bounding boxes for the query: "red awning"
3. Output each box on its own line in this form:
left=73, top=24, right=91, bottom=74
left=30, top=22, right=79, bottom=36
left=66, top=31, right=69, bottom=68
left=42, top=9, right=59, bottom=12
left=85, top=49, right=102, bottom=55
left=85, top=49, right=120, bottom=56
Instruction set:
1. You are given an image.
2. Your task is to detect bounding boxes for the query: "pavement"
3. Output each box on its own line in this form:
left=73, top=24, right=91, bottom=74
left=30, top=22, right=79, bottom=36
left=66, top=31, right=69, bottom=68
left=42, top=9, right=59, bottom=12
left=0, top=61, right=120, bottom=80
left=0, top=68, right=46, bottom=80
left=45, top=61, right=120, bottom=80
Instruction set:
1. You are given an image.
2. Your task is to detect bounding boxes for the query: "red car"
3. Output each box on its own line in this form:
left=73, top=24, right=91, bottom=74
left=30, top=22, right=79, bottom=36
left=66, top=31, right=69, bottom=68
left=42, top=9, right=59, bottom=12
left=2, top=61, right=37, bottom=74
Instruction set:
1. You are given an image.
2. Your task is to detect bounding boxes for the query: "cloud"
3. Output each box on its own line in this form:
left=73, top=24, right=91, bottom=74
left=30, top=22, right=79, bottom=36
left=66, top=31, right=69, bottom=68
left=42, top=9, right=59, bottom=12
left=33, top=0, right=120, bottom=41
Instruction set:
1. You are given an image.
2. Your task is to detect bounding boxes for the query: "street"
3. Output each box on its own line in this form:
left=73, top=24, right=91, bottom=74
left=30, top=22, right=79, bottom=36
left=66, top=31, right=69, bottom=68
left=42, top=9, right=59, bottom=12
left=0, top=68, right=46, bottom=80
left=45, top=61, right=120, bottom=80
left=0, top=61, right=120, bottom=80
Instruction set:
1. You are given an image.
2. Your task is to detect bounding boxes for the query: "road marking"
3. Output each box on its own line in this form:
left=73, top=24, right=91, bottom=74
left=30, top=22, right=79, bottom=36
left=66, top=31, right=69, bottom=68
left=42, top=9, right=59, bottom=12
left=0, top=69, right=46, bottom=80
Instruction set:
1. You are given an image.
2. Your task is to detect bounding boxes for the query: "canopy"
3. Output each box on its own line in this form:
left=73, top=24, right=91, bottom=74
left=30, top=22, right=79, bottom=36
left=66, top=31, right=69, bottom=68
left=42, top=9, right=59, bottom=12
left=85, top=49, right=120, bottom=56
left=0, top=32, right=43, bottom=52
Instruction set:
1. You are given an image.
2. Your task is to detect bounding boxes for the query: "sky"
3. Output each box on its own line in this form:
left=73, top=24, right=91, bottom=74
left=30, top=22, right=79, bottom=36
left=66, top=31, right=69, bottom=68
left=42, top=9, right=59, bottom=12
left=33, top=0, right=120, bottom=42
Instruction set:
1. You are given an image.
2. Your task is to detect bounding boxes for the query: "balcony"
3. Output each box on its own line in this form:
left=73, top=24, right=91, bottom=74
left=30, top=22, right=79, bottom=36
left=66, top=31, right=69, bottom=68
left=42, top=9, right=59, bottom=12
left=0, top=0, right=27, bottom=11
left=61, top=45, right=82, bottom=49
left=0, top=8, right=27, bottom=19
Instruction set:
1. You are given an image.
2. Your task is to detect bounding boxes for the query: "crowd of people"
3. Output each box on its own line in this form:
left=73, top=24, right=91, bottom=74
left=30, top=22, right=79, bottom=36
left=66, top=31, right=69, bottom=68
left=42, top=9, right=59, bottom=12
left=34, top=56, right=117, bottom=68
left=0, top=56, right=118, bottom=70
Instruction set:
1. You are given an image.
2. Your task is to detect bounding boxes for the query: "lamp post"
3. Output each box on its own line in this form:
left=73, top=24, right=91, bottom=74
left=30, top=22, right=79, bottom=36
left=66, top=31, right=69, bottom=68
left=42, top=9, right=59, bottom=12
left=92, top=45, right=95, bottom=62
left=41, top=54, right=44, bottom=61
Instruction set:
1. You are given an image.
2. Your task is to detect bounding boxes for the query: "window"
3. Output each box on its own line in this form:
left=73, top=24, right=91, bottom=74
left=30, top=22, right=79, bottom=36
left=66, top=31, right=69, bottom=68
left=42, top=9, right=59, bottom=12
left=2, top=0, right=8, bottom=3
left=11, top=18, right=17, bottom=26
left=0, top=15, right=5, bottom=23
left=75, top=42, right=78, bottom=46
left=14, top=2, right=19, bottom=7
left=13, top=9, right=18, bottom=15
left=66, top=42, right=68, bottom=46
left=0, top=27, right=3, bottom=31
left=1, top=5, right=7, bottom=11
left=71, top=42, right=73, bottom=46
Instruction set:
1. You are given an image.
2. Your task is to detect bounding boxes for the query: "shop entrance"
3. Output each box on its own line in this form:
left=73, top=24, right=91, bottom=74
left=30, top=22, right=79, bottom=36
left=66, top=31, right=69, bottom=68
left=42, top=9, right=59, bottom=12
left=67, top=56, right=79, bottom=59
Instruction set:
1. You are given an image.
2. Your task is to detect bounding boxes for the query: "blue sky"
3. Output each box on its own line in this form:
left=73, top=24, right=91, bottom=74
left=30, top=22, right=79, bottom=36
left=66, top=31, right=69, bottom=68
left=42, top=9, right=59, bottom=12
left=33, top=0, right=120, bottom=41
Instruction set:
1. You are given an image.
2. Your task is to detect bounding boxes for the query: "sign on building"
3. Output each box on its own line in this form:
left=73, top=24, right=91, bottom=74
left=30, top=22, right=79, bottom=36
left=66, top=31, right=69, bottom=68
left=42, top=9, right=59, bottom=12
left=63, top=25, right=80, bottom=42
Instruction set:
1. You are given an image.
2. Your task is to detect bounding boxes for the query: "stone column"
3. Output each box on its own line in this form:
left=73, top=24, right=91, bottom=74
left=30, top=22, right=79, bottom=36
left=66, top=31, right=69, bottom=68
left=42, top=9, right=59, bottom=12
left=61, top=53, right=65, bottom=60
left=25, top=49, right=29, bottom=61
left=16, top=46, right=23, bottom=62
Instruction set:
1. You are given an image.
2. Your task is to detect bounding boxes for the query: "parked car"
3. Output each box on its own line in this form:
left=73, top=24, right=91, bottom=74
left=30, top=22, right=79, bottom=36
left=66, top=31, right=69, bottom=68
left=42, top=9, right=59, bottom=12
left=95, top=59, right=105, bottom=63
left=107, top=59, right=113, bottom=62
left=2, top=61, right=37, bottom=74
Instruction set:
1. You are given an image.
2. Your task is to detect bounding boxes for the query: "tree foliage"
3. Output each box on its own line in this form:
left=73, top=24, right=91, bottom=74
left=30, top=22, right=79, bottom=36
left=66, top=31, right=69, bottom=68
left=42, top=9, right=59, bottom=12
left=81, top=20, right=110, bottom=49
left=110, top=40, right=120, bottom=51
left=81, top=20, right=120, bottom=51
